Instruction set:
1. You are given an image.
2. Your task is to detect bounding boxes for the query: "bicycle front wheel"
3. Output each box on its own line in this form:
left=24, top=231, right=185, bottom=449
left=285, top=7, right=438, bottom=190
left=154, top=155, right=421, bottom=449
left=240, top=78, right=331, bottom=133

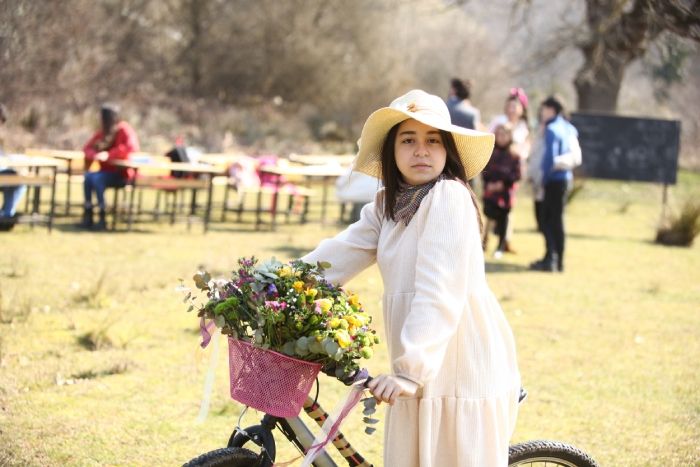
left=183, top=447, right=261, bottom=467
left=508, top=439, right=599, bottom=467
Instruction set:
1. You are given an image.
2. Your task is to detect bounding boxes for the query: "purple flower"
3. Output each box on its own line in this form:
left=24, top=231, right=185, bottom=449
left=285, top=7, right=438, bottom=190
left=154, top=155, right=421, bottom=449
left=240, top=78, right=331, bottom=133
left=266, top=283, right=279, bottom=296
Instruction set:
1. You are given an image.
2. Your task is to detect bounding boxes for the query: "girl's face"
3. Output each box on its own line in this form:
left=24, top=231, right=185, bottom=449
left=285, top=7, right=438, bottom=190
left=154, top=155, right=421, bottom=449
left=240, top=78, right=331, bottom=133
left=394, top=119, right=447, bottom=186
left=505, top=99, right=523, bottom=121
left=495, top=126, right=512, bottom=147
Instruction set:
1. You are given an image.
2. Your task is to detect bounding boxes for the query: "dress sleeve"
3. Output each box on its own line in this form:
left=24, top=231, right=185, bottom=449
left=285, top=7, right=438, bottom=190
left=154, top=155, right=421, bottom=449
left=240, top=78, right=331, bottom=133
left=392, top=181, right=475, bottom=386
left=301, top=193, right=382, bottom=285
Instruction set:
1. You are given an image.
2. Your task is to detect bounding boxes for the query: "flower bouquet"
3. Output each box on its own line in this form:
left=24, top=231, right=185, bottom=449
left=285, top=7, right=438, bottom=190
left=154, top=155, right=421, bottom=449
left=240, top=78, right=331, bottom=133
left=184, top=257, right=379, bottom=417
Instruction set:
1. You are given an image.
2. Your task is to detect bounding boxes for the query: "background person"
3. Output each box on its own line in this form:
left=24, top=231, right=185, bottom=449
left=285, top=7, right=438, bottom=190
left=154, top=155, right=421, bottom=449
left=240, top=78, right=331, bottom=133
left=489, top=87, right=531, bottom=253
left=529, top=95, right=578, bottom=272
left=302, top=90, right=520, bottom=466
left=0, top=103, right=26, bottom=231
left=482, top=123, right=522, bottom=259
left=81, top=103, right=139, bottom=230
left=446, top=78, right=481, bottom=130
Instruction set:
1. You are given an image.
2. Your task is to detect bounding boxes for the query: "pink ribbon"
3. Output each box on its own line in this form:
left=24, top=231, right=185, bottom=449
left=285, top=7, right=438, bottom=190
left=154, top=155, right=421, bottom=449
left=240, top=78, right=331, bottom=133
left=199, top=317, right=216, bottom=348
left=301, top=384, right=365, bottom=466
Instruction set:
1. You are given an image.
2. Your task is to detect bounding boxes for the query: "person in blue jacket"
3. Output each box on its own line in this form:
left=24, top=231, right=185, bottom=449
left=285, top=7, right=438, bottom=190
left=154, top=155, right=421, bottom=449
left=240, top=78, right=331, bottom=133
left=529, top=96, right=578, bottom=272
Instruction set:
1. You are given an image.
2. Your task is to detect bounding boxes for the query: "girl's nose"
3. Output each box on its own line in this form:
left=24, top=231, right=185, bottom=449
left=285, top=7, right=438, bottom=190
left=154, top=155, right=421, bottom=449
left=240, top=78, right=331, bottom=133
left=414, top=142, right=428, bottom=157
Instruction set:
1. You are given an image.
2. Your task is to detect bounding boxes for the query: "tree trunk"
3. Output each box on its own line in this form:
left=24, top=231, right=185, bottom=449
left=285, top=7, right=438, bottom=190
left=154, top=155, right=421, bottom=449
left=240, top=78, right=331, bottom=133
left=574, top=0, right=658, bottom=112
left=574, top=49, right=628, bottom=112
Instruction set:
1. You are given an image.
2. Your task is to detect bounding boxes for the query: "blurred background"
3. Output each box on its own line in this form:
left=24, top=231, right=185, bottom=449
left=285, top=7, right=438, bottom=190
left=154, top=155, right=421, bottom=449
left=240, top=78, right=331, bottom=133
left=1, top=0, right=698, bottom=164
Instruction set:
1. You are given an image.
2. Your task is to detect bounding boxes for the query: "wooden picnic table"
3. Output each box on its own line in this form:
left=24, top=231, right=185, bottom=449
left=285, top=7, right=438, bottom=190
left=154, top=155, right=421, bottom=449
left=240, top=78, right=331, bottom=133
left=112, top=159, right=226, bottom=232
left=0, top=155, right=60, bottom=231
left=288, top=154, right=355, bottom=166
left=25, top=148, right=83, bottom=216
left=259, top=163, right=348, bottom=229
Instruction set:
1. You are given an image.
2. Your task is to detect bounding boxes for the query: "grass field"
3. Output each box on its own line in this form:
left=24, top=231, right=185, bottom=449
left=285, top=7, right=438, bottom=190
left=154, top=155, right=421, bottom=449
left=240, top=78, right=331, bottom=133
left=1, top=172, right=699, bottom=466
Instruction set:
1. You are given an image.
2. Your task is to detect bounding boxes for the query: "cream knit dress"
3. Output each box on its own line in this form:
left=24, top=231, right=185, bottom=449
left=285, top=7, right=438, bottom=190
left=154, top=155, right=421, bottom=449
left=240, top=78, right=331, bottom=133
left=303, top=179, right=521, bottom=466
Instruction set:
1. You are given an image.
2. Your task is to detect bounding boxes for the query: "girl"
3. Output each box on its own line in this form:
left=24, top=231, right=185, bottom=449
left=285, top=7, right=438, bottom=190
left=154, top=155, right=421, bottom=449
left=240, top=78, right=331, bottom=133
left=302, top=90, right=520, bottom=466
left=482, top=124, right=522, bottom=259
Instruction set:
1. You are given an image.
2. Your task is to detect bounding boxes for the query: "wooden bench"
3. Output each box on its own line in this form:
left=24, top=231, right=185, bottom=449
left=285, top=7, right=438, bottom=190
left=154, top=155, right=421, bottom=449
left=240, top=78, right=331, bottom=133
left=0, top=158, right=59, bottom=231
left=220, top=181, right=314, bottom=229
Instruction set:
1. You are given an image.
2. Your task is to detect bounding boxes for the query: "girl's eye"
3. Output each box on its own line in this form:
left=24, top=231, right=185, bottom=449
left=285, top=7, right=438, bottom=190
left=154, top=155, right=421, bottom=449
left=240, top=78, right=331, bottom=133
left=428, top=138, right=442, bottom=144
left=401, top=138, right=414, bottom=144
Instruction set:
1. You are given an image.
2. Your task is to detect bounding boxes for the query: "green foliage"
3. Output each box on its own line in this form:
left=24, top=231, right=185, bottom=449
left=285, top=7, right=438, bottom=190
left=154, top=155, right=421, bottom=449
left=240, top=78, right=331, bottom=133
left=71, top=269, right=111, bottom=309
left=649, top=36, right=692, bottom=102
left=0, top=289, right=33, bottom=324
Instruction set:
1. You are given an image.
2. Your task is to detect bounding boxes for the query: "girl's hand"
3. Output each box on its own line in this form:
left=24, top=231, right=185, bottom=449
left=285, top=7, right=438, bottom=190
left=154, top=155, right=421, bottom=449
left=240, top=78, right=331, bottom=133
left=366, top=374, right=418, bottom=405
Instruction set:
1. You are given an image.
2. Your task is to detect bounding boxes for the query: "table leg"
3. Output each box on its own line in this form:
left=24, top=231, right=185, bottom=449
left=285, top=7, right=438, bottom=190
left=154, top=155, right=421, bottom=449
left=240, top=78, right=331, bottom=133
left=32, top=166, right=41, bottom=221
left=204, top=174, right=214, bottom=233
left=270, top=174, right=281, bottom=231
left=127, top=178, right=137, bottom=231
left=320, top=177, right=329, bottom=224
left=49, top=166, right=57, bottom=232
left=65, top=159, right=72, bottom=216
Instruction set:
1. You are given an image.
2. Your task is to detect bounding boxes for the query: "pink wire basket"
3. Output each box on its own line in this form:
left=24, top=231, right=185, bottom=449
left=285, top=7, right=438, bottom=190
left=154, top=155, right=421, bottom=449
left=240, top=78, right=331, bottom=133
left=227, top=338, right=322, bottom=418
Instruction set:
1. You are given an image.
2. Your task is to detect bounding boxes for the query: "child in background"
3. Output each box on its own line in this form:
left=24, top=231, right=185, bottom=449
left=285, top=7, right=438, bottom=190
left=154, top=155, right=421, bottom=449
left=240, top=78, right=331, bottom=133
left=482, top=124, right=521, bottom=259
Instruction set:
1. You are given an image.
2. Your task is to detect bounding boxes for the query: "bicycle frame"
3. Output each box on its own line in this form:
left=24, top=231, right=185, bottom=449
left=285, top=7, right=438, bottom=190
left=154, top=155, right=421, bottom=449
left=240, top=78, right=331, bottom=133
left=230, top=394, right=373, bottom=467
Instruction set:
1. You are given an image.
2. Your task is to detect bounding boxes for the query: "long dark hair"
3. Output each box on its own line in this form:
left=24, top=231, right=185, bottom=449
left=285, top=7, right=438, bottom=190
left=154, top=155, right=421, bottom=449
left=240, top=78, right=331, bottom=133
left=380, top=121, right=483, bottom=233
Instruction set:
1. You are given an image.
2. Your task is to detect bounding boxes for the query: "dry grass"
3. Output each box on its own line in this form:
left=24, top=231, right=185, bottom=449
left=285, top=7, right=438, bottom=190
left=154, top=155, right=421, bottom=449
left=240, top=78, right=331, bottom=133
left=0, top=171, right=698, bottom=466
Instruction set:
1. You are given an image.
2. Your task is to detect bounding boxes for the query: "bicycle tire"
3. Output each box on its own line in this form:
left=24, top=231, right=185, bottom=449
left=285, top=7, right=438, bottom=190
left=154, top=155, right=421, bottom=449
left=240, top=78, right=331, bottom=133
left=182, top=447, right=261, bottom=467
left=508, top=439, right=599, bottom=467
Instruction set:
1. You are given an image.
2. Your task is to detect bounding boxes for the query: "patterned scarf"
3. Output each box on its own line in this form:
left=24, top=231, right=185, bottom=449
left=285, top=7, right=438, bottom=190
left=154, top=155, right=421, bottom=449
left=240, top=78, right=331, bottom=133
left=394, top=174, right=449, bottom=225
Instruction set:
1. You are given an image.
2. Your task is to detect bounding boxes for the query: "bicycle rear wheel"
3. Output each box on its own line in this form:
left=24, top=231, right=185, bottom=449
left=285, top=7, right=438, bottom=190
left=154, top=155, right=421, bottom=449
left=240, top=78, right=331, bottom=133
left=183, top=447, right=261, bottom=467
left=508, top=439, right=598, bottom=467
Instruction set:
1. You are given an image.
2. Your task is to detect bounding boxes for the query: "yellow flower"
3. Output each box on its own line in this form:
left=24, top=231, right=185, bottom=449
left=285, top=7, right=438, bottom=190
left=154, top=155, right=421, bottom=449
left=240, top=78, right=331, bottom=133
left=306, top=288, right=318, bottom=299
left=316, top=298, right=332, bottom=313
left=278, top=266, right=293, bottom=278
left=293, top=281, right=304, bottom=293
left=329, top=318, right=341, bottom=329
left=335, top=330, right=352, bottom=349
left=295, top=270, right=303, bottom=277
left=348, top=294, right=360, bottom=307
left=346, top=315, right=361, bottom=327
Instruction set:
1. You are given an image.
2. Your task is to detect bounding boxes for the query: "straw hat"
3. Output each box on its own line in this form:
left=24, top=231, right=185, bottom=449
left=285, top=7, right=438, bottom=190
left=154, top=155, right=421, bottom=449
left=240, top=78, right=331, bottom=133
left=353, top=89, right=494, bottom=180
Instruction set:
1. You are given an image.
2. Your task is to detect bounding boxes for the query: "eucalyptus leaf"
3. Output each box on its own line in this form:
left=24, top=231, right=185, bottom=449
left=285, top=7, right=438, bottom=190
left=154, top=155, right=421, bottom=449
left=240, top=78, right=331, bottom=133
left=362, top=417, right=379, bottom=425
left=364, top=427, right=376, bottom=435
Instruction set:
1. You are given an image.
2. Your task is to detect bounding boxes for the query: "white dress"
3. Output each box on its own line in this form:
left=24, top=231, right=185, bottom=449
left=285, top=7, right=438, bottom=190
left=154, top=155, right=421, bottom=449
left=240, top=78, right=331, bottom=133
left=303, top=179, right=521, bottom=466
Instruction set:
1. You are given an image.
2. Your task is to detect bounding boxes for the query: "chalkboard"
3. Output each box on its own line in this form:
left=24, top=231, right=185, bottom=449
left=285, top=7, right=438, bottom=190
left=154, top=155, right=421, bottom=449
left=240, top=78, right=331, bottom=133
left=570, top=112, right=681, bottom=184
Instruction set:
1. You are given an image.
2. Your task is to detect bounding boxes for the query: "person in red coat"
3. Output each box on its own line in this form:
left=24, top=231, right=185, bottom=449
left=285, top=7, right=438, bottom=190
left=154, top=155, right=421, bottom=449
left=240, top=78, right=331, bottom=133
left=81, top=103, right=139, bottom=230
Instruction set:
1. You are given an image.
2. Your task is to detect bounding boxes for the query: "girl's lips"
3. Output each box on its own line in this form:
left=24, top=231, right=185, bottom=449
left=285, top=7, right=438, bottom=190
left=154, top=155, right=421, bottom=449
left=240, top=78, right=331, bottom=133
left=412, top=164, right=431, bottom=168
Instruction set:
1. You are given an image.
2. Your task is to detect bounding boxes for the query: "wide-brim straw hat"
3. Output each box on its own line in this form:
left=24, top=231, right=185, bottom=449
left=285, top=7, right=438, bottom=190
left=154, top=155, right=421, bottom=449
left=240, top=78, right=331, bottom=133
left=353, top=89, right=494, bottom=180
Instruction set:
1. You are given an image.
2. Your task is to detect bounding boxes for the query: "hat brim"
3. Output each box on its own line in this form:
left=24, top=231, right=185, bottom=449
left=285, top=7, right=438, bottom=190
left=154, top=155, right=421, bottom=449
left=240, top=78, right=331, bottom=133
left=353, top=107, right=494, bottom=180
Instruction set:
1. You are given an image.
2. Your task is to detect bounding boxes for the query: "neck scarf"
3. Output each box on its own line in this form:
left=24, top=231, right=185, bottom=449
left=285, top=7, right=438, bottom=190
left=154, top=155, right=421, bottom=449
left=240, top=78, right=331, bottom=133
left=394, top=174, right=448, bottom=226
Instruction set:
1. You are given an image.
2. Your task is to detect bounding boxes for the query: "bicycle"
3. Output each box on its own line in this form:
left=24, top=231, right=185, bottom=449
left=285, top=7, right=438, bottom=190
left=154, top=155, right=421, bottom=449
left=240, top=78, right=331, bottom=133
left=183, top=370, right=599, bottom=467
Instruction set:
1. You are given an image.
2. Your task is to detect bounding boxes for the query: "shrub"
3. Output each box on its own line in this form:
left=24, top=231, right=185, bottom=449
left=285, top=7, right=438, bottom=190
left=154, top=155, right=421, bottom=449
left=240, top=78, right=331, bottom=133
left=655, top=201, right=700, bottom=246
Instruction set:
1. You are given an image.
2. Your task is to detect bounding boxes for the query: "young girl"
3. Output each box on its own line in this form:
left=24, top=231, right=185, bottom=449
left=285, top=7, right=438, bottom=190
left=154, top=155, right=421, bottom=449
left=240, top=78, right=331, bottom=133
left=482, top=124, right=522, bottom=259
left=302, top=90, right=520, bottom=466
